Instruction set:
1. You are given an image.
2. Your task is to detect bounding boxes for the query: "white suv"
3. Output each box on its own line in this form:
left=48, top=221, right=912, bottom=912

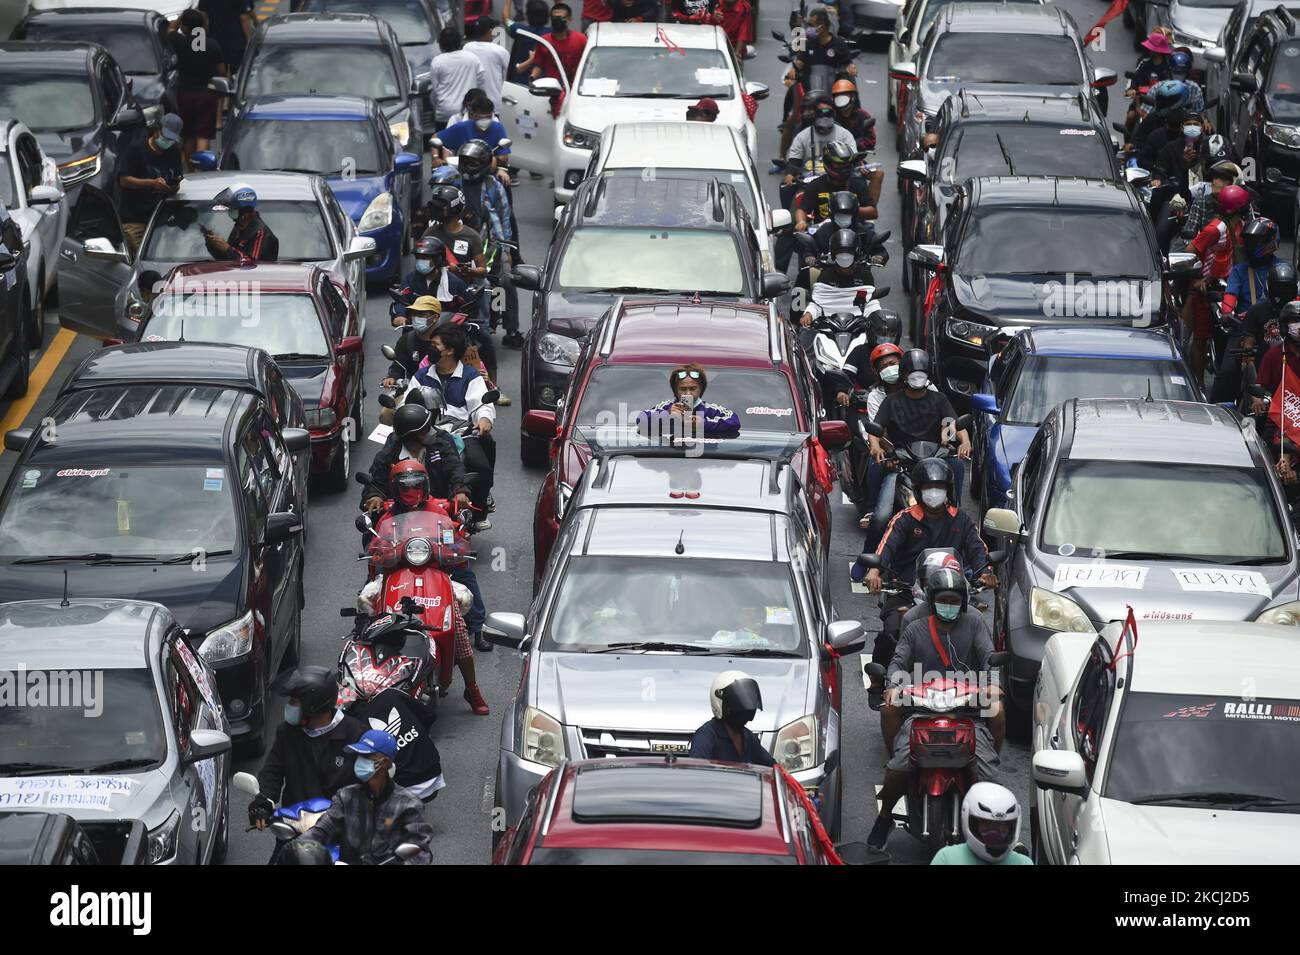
left=499, top=22, right=766, bottom=203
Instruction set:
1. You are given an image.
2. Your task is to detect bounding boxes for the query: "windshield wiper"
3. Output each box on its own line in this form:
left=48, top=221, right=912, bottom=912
left=581, top=286, right=672, bottom=295
left=274, top=352, right=330, bottom=361
left=615, top=91, right=693, bottom=99
left=1218, top=556, right=1281, bottom=566
left=157, top=550, right=234, bottom=564
left=269, top=166, right=323, bottom=175
left=995, top=133, right=1015, bottom=176
left=0, top=761, right=74, bottom=776
left=1131, top=791, right=1284, bottom=806
left=13, top=553, right=113, bottom=564
left=80, top=758, right=156, bottom=773
left=1095, top=551, right=1199, bottom=562
left=590, top=641, right=711, bottom=654
left=710, top=647, right=802, bottom=658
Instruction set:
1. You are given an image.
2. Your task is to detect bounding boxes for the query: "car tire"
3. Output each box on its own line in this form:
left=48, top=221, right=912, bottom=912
left=210, top=791, right=230, bottom=865
left=4, top=319, right=28, bottom=401
left=26, top=272, right=44, bottom=351
left=323, top=428, right=351, bottom=492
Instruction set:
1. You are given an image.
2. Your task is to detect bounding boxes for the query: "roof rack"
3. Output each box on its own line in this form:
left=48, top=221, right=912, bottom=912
left=1275, top=4, right=1298, bottom=33
left=596, top=296, right=624, bottom=357
left=709, top=177, right=725, bottom=222
left=768, top=301, right=782, bottom=362
left=578, top=427, right=809, bottom=493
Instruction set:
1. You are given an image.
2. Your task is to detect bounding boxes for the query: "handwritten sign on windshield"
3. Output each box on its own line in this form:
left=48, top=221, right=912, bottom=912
left=1172, top=569, right=1271, bottom=597
left=0, top=776, right=136, bottom=812
left=1052, top=563, right=1149, bottom=591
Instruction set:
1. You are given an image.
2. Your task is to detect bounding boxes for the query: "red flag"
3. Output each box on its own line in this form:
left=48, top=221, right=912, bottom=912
left=1085, top=0, right=1129, bottom=46
left=1268, top=357, right=1300, bottom=448
left=742, top=90, right=759, bottom=121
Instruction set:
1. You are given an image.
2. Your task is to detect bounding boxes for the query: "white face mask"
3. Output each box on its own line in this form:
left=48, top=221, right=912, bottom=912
left=906, top=372, right=929, bottom=389
left=833, top=94, right=851, bottom=109
left=879, top=364, right=900, bottom=384
left=475, top=117, right=492, bottom=131
left=834, top=252, right=855, bottom=268
left=921, top=487, right=947, bottom=509
left=925, top=147, right=937, bottom=163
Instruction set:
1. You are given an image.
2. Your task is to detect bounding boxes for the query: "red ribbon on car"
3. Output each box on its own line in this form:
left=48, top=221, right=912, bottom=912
left=1084, top=0, right=1129, bottom=46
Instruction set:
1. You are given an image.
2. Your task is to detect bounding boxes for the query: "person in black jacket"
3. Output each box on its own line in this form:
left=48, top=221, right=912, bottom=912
left=688, top=671, right=775, bottom=766
left=361, top=403, right=473, bottom=516
left=353, top=687, right=444, bottom=803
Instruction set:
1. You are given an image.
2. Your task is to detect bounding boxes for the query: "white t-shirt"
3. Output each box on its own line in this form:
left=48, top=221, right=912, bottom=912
left=464, top=40, right=510, bottom=109
left=431, top=50, right=486, bottom=121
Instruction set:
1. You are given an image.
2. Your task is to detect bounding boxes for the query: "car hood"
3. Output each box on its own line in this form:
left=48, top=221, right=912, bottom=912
left=32, top=125, right=103, bottom=164
left=537, top=652, right=812, bottom=733
left=994, top=422, right=1037, bottom=473
left=127, top=73, right=167, bottom=108
left=0, top=767, right=174, bottom=827
left=952, top=273, right=1160, bottom=326
left=278, top=359, right=332, bottom=408
left=1029, top=555, right=1298, bottom=625
left=0, top=558, right=245, bottom=634
left=567, top=95, right=747, bottom=134
left=540, top=290, right=621, bottom=336
left=1098, top=798, right=1300, bottom=863
left=1169, top=4, right=1231, bottom=43
left=327, top=175, right=391, bottom=222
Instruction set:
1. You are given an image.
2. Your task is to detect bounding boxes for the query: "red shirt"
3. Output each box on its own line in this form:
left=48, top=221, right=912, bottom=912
left=718, top=0, right=754, bottom=47
left=1188, top=217, right=1239, bottom=280
left=583, top=0, right=613, bottom=22
left=1257, top=342, right=1300, bottom=394
left=540, top=29, right=587, bottom=83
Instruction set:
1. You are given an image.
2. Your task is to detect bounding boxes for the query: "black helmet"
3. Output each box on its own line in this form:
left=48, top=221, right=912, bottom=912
left=900, top=348, right=931, bottom=385
left=457, top=140, right=493, bottom=182
left=924, top=565, right=969, bottom=615
left=911, top=456, right=952, bottom=492
left=1282, top=299, right=1300, bottom=328
left=829, top=227, right=858, bottom=264
left=1270, top=261, right=1299, bottom=309
left=830, top=191, right=858, bottom=230
left=393, top=401, right=433, bottom=440
left=1242, top=217, right=1280, bottom=261
left=427, top=184, right=465, bottom=223
left=272, top=666, right=338, bottom=718
left=276, top=839, right=335, bottom=866
left=823, top=140, right=856, bottom=179
left=414, top=234, right=446, bottom=261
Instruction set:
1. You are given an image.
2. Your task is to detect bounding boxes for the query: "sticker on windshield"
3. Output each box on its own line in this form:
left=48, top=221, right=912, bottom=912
left=125, top=731, right=147, bottom=745
left=145, top=334, right=164, bottom=342
left=1057, top=543, right=1076, bottom=557
left=1163, top=702, right=1217, bottom=718
left=1169, top=375, right=1187, bottom=386
left=746, top=405, right=794, bottom=417
left=0, top=776, right=136, bottom=812
left=117, top=501, right=130, bottom=534
left=1172, top=568, right=1271, bottom=597
left=1224, top=700, right=1300, bottom=721
left=206, top=468, right=223, bottom=479
left=20, top=469, right=38, bottom=489
left=765, top=606, right=795, bottom=625
left=56, top=468, right=109, bottom=478
left=1059, top=128, right=1096, bottom=136
left=1286, top=46, right=1300, bottom=56
left=695, top=68, right=733, bottom=87
left=204, top=478, right=224, bottom=491
left=1053, top=562, right=1149, bottom=590
left=931, top=75, right=960, bottom=83
left=730, top=173, right=746, bottom=182
left=579, top=77, right=619, bottom=96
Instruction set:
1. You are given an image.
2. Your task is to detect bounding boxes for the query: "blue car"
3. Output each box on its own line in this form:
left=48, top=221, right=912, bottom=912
left=969, top=327, right=1206, bottom=509
left=194, top=94, right=421, bottom=282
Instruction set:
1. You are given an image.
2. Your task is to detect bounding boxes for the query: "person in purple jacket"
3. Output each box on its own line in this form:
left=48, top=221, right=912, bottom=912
left=639, top=363, right=741, bottom=438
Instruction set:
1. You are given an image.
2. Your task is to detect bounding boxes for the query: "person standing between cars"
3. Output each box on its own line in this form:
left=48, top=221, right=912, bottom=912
left=716, top=0, right=755, bottom=60
left=686, top=97, right=719, bottom=122
left=523, top=3, right=586, bottom=86
left=118, top=113, right=184, bottom=257
left=199, top=0, right=254, bottom=73
left=170, top=8, right=227, bottom=168
left=931, top=783, right=1031, bottom=865
left=610, top=0, right=657, bottom=21
left=508, top=0, right=553, bottom=83
left=464, top=16, right=510, bottom=111
left=431, top=28, right=487, bottom=127
left=581, top=0, right=614, bottom=31
left=638, top=363, right=741, bottom=437
left=688, top=671, right=776, bottom=765
left=205, top=184, right=279, bottom=262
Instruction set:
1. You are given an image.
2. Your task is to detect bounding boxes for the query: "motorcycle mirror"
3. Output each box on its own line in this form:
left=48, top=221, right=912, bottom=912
left=873, top=286, right=890, bottom=300
left=340, top=607, right=358, bottom=617
left=232, top=771, right=260, bottom=796
left=862, top=418, right=886, bottom=439
left=378, top=393, right=397, bottom=409
left=395, top=843, right=423, bottom=860
left=855, top=551, right=882, bottom=570
left=862, top=115, right=876, bottom=131
left=988, top=651, right=1012, bottom=668
left=771, top=29, right=785, bottom=41
left=355, top=471, right=371, bottom=485
left=381, top=343, right=398, bottom=361
left=954, top=413, right=973, bottom=432
left=355, top=514, right=371, bottom=533
left=987, top=549, right=1007, bottom=564
left=864, top=661, right=886, bottom=681
left=481, top=389, right=500, bottom=405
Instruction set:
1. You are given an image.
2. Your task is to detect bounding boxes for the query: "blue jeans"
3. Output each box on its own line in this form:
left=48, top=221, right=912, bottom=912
left=872, top=470, right=899, bottom=536
left=450, top=567, right=486, bottom=633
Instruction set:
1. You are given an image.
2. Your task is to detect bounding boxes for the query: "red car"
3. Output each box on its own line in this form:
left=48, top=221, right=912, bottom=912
left=493, top=757, right=842, bottom=865
left=521, top=300, right=847, bottom=586
left=132, top=262, right=364, bottom=491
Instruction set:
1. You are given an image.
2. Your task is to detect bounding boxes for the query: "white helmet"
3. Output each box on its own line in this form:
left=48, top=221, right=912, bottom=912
left=961, top=782, right=1020, bottom=863
left=709, top=670, right=763, bottom=722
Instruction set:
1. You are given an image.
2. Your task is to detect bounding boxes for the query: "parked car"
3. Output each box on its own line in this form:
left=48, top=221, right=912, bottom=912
left=1203, top=0, right=1296, bottom=121
left=493, top=758, right=841, bottom=864
left=0, top=202, right=31, bottom=399
left=982, top=398, right=1300, bottom=715
left=195, top=94, right=421, bottom=282
left=1032, top=619, right=1300, bottom=864
left=0, top=598, right=232, bottom=865
left=0, top=117, right=67, bottom=348
left=27, top=0, right=197, bottom=18
left=1133, top=0, right=1239, bottom=56
left=486, top=431, right=867, bottom=839
left=10, top=6, right=180, bottom=110
left=0, top=374, right=311, bottom=753
left=134, top=262, right=365, bottom=491
left=0, top=812, right=146, bottom=865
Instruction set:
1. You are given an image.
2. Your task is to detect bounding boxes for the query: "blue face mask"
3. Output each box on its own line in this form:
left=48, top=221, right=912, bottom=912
left=283, top=702, right=302, bottom=725
left=935, top=603, right=962, bottom=622
left=353, top=756, right=378, bottom=782
left=412, top=316, right=431, bottom=334
left=415, top=259, right=435, bottom=275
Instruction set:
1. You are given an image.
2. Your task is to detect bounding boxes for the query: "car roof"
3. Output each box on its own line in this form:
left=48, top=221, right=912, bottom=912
left=947, top=90, right=1097, bottom=124
left=574, top=175, right=741, bottom=229
left=970, top=176, right=1137, bottom=210
left=162, top=261, right=322, bottom=293
left=1022, top=327, right=1180, bottom=360
left=938, top=2, right=1072, bottom=33
left=61, top=342, right=276, bottom=395
left=1098, top=620, right=1300, bottom=697
left=605, top=302, right=776, bottom=366
left=242, top=93, right=380, bottom=120
left=0, top=599, right=165, bottom=670
left=603, top=122, right=746, bottom=170
left=262, top=11, right=386, bottom=41
left=0, top=42, right=95, bottom=71
left=539, top=759, right=793, bottom=856
left=1065, top=399, right=1253, bottom=466
left=174, top=171, right=323, bottom=201
left=591, top=21, right=725, bottom=48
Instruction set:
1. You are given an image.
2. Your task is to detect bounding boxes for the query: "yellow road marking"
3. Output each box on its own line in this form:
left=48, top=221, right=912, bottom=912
left=0, top=328, right=76, bottom=457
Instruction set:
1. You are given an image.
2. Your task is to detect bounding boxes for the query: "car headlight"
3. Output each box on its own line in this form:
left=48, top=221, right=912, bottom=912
left=57, top=153, right=101, bottom=187
left=522, top=706, right=565, bottom=767
left=556, top=482, right=573, bottom=521
left=1170, top=30, right=1213, bottom=52
left=390, top=120, right=411, bottom=147
left=358, top=192, right=394, bottom=233
left=562, top=123, right=600, bottom=150
left=405, top=537, right=432, bottom=566
left=536, top=332, right=579, bottom=367
left=199, top=610, right=255, bottom=663
left=1265, top=123, right=1300, bottom=149
left=947, top=318, right=997, bottom=347
left=304, top=407, right=337, bottom=429
left=1030, top=587, right=1095, bottom=633
left=147, top=810, right=180, bottom=864
left=1256, top=601, right=1300, bottom=626
left=773, top=715, right=818, bottom=772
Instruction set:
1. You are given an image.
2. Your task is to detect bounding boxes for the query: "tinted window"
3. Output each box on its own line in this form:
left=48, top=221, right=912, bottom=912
left=0, top=73, right=96, bottom=130
left=72, top=186, right=125, bottom=247
left=555, top=227, right=746, bottom=294
left=577, top=365, right=797, bottom=429
left=944, top=124, right=1115, bottom=181
left=1071, top=641, right=1115, bottom=771
left=578, top=47, right=734, bottom=99
left=144, top=199, right=332, bottom=261
left=0, top=156, right=15, bottom=208
left=928, top=33, right=1084, bottom=84
left=959, top=207, right=1154, bottom=279
left=23, top=23, right=160, bottom=74
left=246, top=43, right=401, bottom=101
left=1270, top=42, right=1300, bottom=95
left=300, top=0, right=434, bottom=43
left=1002, top=357, right=1198, bottom=425
left=226, top=119, right=386, bottom=177
left=143, top=292, right=330, bottom=359
left=599, top=167, right=757, bottom=218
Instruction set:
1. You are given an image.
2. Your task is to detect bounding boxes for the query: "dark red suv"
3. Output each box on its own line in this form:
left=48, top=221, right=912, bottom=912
left=493, top=758, right=841, bottom=865
left=522, top=300, right=848, bottom=585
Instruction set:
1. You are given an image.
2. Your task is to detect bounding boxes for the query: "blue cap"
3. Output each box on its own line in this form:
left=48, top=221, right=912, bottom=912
left=345, top=729, right=398, bottom=759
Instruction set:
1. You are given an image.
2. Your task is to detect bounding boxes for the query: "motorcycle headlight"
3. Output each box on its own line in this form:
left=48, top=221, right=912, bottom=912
left=562, top=123, right=600, bottom=150
left=404, top=537, right=433, bottom=566
left=389, top=120, right=411, bottom=147
left=556, top=482, right=573, bottom=521
left=947, top=318, right=997, bottom=347
left=1256, top=601, right=1300, bottom=626
left=1030, top=587, right=1095, bottom=633
left=147, top=810, right=180, bottom=864
left=358, top=192, right=394, bottom=233
left=57, top=153, right=101, bottom=187
left=1265, top=123, right=1300, bottom=149
left=537, top=332, right=580, bottom=367
left=304, top=407, right=337, bottom=429
left=772, top=714, right=818, bottom=772
left=522, top=706, right=565, bottom=767
left=198, top=610, right=255, bottom=663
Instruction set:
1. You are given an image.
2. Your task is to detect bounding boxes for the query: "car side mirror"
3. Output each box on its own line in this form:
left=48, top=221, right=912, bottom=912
left=395, top=151, right=422, bottom=173
left=191, top=150, right=218, bottom=171
left=1203, top=46, right=1227, bottom=64
left=263, top=511, right=304, bottom=544
left=28, top=184, right=63, bottom=205
left=83, top=237, right=128, bottom=263
left=528, top=77, right=563, bottom=99
left=982, top=506, right=1024, bottom=540
left=3, top=428, right=33, bottom=452
left=888, top=61, right=918, bottom=83
left=1163, top=251, right=1199, bottom=279
left=416, top=76, right=432, bottom=95
left=826, top=619, right=866, bottom=654
left=770, top=208, right=792, bottom=230
left=745, top=80, right=770, bottom=101
left=1125, top=166, right=1152, bottom=188
left=184, top=729, right=232, bottom=764
left=761, top=272, right=790, bottom=298
left=1230, top=71, right=1258, bottom=94
left=281, top=427, right=311, bottom=453
left=497, top=137, right=512, bottom=150
left=1091, top=67, right=1117, bottom=89
left=346, top=236, right=377, bottom=261
left=337, top=336, right=363, bottom=356
left=818, top=420, right=851, bottom=450
left=208, top=76, right=233, bottom=96
left=897, top=159, right=929, bottom=182
left=512, top=265, right=543, bottom=290
left=1031, top=750, right=1090, bottom=798
left=970, top=392, right=1000, bottom=415
left=483, top=611, right=527, bottom=649
left=523, top=409, right=558, bottom=438
left=907, top=244, right=943, bottom=269
left=109, top=107, right=142, bottom=130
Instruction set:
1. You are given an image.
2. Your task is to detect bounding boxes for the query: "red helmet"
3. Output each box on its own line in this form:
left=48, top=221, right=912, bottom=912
left=1216, top=184, right=1251, bottom=216
left=389, top=459, right=429, bottom=509
left=870, top=342, right=903, bottom=368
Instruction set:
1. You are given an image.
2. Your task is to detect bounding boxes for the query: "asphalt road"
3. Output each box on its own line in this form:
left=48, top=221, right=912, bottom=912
left=0, top=0, right=1199, bottom=865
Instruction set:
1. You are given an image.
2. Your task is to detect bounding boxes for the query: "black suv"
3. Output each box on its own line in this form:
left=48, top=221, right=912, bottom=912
left=512, top=174, right=788, bottom=463
left=909, top=176, right=1195, bottom=405
left=0, top=356, right=312, bottom=754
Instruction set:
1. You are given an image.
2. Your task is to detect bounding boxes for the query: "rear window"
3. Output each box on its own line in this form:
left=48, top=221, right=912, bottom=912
left=943, top=124, right=1115, bottom=181
left=599, top=167, right=757, bottom=219
left=928, top=33, right=1084, bottom=85
left=576, top=365, right=798, bottom=429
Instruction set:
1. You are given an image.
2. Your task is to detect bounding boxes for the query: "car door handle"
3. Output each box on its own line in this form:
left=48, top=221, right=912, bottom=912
left=502, top=95, right=518, bottom=106
left=60, top=247, right=75, bottom=262
left=1071, top=829, right=1080, bottom=850
left=1050, top=732, right=1061, bottom=749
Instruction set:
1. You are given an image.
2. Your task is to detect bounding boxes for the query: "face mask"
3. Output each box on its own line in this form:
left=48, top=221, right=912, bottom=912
left=805, top=26, right=817, bottom=38
left=353, top=756, right=378, bottom=782
left=228, top=208, right=241, bottom=222
left=1288, top=322, right=1300, bottom=342
left=551, top=16, right=567, bottom=31
left=879, top=364, right=900, bottom=384
left=814, top=116, right=834, bottom=134
left=724, top=708, right=755, bottom=730
left=935, top=602, right=962, bottom=622
left=475, top=117, right=492, bottom=131
left=411, top=316, right=431, bottom=333
left=1183, top=125, right=1202, bottom=140
left=834, top=252, right=855, bottom=269
left=833, top=95, right=851, bottom=109
left=415, top=259, right=434, bottom=275
left=925, top=146, right=937, bottom=163
left=398, top=487, right=424, bottom=507
left=921, top=487, right=947, bottom=509
left=283, top=702, right=302, bottom=725
left=827, top=165, right=849, bottom=182
left=156, top=137, right=175, bottom=150
left=906, top=372, right=928, bottom=389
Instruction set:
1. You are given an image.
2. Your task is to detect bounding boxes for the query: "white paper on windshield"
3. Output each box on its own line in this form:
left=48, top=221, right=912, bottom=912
left=1053, top=563, right=1149, bottom=591
left=695, top=68, right=733, bottom=87
left=579, top=77, right=619, bottom=96
left=1172, top=568, right=1271, bottom=597
left=0, top=776, right=136, bottom=812
left=766, top=606, right=795, bottom=625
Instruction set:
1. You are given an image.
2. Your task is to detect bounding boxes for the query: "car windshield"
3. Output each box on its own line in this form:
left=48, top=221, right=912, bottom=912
left=528, top=848, right=797, bottom=863
left=1270, top=43, right=1300, bottom=96
left=0, top=668, right=167, bottom=772
left=543, top=556, right=805, bottom=653
left=1041, top=460, right=1288, bottom=563
left=1002, top=357, right=1198, bottom=425
left=927, top=33, right=1084, bottom=85
left=300, top=0, right=434, bottom=43
left=0, top=464, right=240, bottom=559
left=599, top=167, right=757, bottom=218
left=919, top=0, right=1041, bottom=35
left=576, top=365, right=798, bottom=429
left=0, top=73, right=96, bottom=131
left=226, top=119, right=385, bottom=177
left=23, top=23, right=160, bottom=74
left=142, top=292, right=330, bottom=359
left=578, top=47, right=734, bottom=99
left=1104, top=692, right=1300, bottom=811
left=958, top=208, right=1154, bottom=279
left=944, top=125, right=1115, bottom=181
left=245, top=44, right=402, bottom=102
left=555, top=227, right=745, bottom=294
left=143, top=199, right=333, bottom=262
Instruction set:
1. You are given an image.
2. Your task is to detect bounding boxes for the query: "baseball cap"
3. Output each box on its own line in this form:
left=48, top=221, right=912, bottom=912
left=158, top=113, right=183, bottom=145
left=346, top=729, right=398, bottom=760
left=690, top=97, right=720, bottom=117
left=409, top=295, right=443, bottom=315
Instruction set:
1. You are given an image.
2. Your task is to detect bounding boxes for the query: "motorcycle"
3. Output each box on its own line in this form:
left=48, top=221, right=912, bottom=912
left=231, top=771, right=341, bottom=864
left=860, top=413, right=972, bottom=531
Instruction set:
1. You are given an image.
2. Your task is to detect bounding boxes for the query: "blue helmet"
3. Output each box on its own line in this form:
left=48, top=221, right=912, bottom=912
left=213, top=183, right=257, bottom=210
left=1151, top=79, right=1189, bottom=116
left=428, top=165, right=461, bottom=187
left=1170, top=50, right=1193, bottom=76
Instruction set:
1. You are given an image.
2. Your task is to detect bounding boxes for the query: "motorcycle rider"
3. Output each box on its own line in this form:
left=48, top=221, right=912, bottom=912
left=1253, top=299, right=1300, bottom=413
left=1125, top=31, right=1174, bottom=133
left=638, top=363, right=741, bottom=437
left=799, top=226, right=876, bottom=326
left=868, top=566, right=1003, bottom=852
left=300, top=730, right=434, bottom=865
left=1168, top=50, right=1205, bottom=114
left=1222, top=217, right=1280, bottom=318
left=362, top=402, right=473, bottom=518
left=455, top=140, right=521, bottom=348
left=1221, top=260, right=1297, bottom=405
left=1174, top=160, right=1246, bottom=251
left=783, top=96, right=857, bottom=186
left=1130, top=80, right=1189, bottom=164
left=204, top=184, right=279, bottom=263
left=930, top=783, right=1032, bottom=865
left=389, top=235, right=469, bottom=328
left=384, top=295, right=444, bottom=387
left=1185, top=183, right=1252, bottom=383
left=856, top=343, right=907, bottom=534
left=687, top=670, right=776, bottom=766
left=794, top=141, right=877, bottom=232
